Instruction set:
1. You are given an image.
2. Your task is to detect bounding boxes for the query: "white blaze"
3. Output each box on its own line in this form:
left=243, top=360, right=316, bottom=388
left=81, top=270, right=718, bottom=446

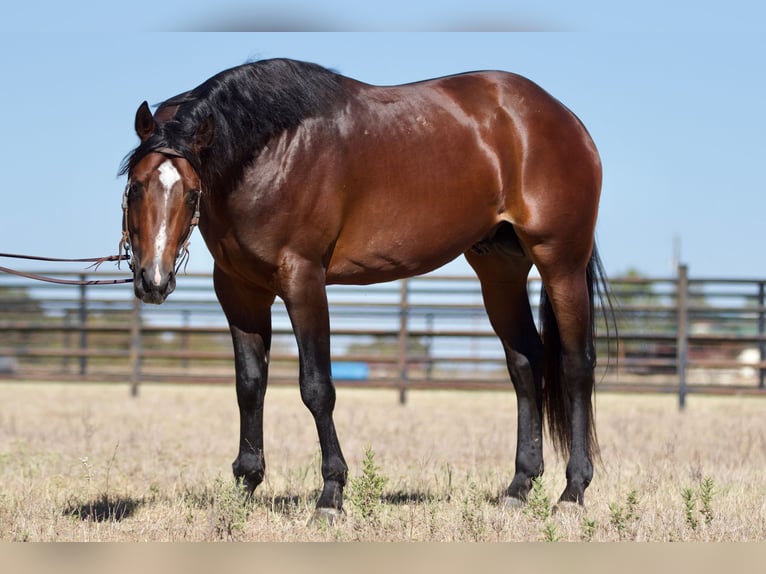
left=151, top=161, right=180, bottom=285
left=158, top=160, right=181, bottom=190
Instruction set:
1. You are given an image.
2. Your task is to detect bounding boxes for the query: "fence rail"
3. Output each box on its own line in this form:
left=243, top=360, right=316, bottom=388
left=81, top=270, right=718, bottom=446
left=2, top=265, right=766, bottom=405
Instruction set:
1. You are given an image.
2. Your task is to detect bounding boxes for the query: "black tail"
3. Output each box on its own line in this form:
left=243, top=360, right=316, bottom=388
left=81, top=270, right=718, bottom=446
left=540, top=245, right=616, bottom=461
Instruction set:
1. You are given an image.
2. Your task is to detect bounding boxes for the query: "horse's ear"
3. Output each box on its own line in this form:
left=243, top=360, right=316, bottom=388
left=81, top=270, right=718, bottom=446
left=192, top=115, right=215, bottom=153
left=135, top=101, right=155, bottom=141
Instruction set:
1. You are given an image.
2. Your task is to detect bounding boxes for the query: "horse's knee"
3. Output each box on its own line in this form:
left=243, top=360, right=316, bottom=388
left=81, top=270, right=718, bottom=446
left=235, top=356, right=268, bottom=399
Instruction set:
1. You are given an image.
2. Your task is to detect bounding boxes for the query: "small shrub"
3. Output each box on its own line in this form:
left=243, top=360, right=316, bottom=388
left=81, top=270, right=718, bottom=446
left=698, top=476, right=716, bottom=525
left=682, top=476, right=716, bottom=531
left=348, top=446, right=388, bottom=524
left=523, top=477, right=551, bottom=522
left=682, top=487, right=699, bottom=530
left=609, top=501, right=627, bottom=537
left=582, top=516, right=598, bottom=541
left=541, top=520, right=561, bottom=542
left=460, top=482, right=486, bottom=541
left=210, top=476, right=250, bottom=540
left=609, top=489, right=640, bottom=540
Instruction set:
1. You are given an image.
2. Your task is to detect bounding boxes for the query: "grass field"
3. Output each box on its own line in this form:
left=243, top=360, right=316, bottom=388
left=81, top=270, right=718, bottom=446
left=0, top=381, right=764, bottom=541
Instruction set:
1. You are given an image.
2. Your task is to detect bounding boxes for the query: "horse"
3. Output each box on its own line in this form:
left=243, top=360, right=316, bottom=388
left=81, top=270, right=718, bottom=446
left=120, top=58, right=611, bottom=520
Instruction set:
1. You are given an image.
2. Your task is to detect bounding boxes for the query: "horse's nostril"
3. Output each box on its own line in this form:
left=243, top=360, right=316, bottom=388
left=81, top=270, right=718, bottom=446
left=140, top=268, right=152, bottom=291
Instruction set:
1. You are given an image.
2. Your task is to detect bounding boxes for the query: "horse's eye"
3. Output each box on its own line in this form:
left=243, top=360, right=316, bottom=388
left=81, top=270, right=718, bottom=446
left=128, top=182, right=143, bottom=200
left=187, top=189, right=201, bottom=206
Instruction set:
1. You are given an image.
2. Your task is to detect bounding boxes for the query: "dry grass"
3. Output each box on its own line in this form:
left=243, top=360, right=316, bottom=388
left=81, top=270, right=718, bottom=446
left=0, top=381, right=764, bottom=541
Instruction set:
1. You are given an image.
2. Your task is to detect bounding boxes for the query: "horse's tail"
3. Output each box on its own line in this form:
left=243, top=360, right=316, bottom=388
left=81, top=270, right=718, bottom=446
left=540, top=245, right=615, bottom=462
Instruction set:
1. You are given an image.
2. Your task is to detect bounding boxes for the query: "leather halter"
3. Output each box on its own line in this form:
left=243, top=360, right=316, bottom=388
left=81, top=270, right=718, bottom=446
left=152, top=146, right=187, bottom=159
left=119, top=148, right=202, bottom=274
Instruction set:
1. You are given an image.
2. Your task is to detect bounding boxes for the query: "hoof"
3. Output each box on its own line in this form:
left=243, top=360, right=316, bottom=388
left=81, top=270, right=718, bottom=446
left=500, top=496, right=526, bottom=510
left=309, top=507, right=344, bottom=526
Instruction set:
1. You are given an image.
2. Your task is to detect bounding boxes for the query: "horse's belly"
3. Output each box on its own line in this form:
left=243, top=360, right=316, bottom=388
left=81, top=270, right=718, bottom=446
left=325, top=253, right=461, bottom=285
left=325, top=222, right=491, bottom=285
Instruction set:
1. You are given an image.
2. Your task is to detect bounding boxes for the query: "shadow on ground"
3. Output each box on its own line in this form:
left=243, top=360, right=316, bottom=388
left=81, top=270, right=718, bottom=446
left=63, top=495, right=144, bottom=522
left=383, top=491, right=439, bottom=505
left=258, top=489, right=440, bottom=515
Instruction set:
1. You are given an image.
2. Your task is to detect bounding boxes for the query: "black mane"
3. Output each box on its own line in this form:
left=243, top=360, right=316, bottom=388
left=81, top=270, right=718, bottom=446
left=120, top=58, right=348, bottom=190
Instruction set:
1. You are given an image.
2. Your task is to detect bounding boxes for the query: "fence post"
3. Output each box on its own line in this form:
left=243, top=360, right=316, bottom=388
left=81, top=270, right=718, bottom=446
left=129, top=295, right=142, bottom=397
left=397, top=279, right=409, bottom=405
left=425, top=312, right=434, bottom=381
left=78, top=278, right=88, bottom=377
left=62, top=310, right=72, bottom=374
left=181, top=309, right=191, bottom=370
left=759, top=282, right=765, bottom=389
left=677, top=264, right=689, bottom=410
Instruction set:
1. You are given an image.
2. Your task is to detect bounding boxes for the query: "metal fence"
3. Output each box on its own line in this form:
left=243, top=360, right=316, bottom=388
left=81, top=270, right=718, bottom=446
left=2, top=264, right=766, bottom=405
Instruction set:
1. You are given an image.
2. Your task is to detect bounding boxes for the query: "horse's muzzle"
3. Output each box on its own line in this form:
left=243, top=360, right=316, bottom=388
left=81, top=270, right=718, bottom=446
left=134, top=266, right=176, bottom=304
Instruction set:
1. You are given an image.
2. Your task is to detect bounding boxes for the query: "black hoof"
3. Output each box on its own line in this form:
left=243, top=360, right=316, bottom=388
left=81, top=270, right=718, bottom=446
left=315, top=479, right=344, bottom=512
left=557, top=487, right=585, bottom=506
left=506, top=472, right=540, bottom=502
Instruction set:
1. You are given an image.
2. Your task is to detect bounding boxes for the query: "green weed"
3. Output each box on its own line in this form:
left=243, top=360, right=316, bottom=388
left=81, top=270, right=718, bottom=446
left=541, top=520, right=561, bottom=542
left=682, top=487, right=698, bottom=530
left=348, top=446, right=388, bottom=524
left=609, top=489, right=640, bottom=540
left=682, top=476, right=716, bottom=531
left=460, top=482, right=486, bottom=541
left=209, top=476, right=251, bottom=540
left=582, top=516, right=598, bottom=541
left=519, top=478, right=558, bottom=542
left=698, top=476, right=716, bottom=525
left=523, top=477, right=551, bottom=522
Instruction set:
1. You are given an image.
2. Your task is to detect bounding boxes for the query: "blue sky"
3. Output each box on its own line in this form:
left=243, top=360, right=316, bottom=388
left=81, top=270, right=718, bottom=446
left=1, top=2, right=764, bottom=279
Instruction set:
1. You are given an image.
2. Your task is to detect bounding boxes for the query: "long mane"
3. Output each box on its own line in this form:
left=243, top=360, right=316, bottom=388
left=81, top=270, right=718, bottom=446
left=120, top=58, right=348, bottom=191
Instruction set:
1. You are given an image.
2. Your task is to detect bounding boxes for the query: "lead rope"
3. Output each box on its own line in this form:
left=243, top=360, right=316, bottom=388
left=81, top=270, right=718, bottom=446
left=0, top=250, right=133, bottom=285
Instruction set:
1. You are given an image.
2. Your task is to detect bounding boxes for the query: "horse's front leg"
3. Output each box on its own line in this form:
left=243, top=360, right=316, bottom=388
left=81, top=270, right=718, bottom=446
left=213, top=267, right=274, bottom=495
left=229, top=322, right=271, bottom=493
left=280, top=259, right=348, bottom=519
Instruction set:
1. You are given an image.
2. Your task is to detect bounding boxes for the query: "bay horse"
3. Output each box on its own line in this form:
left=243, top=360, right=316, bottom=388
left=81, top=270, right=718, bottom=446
left=120, top=58, right=610, bottom=519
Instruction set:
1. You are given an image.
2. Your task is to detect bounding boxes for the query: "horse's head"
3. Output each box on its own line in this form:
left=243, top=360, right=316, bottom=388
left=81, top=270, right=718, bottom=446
left=122, top=101, right=213, bottom=304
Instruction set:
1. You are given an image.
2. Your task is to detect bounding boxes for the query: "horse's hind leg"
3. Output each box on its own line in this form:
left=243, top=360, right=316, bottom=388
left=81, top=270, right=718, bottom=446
left=535, top=263, right=598, bottom=505
left=213, top=267, right=274, bottom=494
left=464, top=249, right=544, bottom=504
